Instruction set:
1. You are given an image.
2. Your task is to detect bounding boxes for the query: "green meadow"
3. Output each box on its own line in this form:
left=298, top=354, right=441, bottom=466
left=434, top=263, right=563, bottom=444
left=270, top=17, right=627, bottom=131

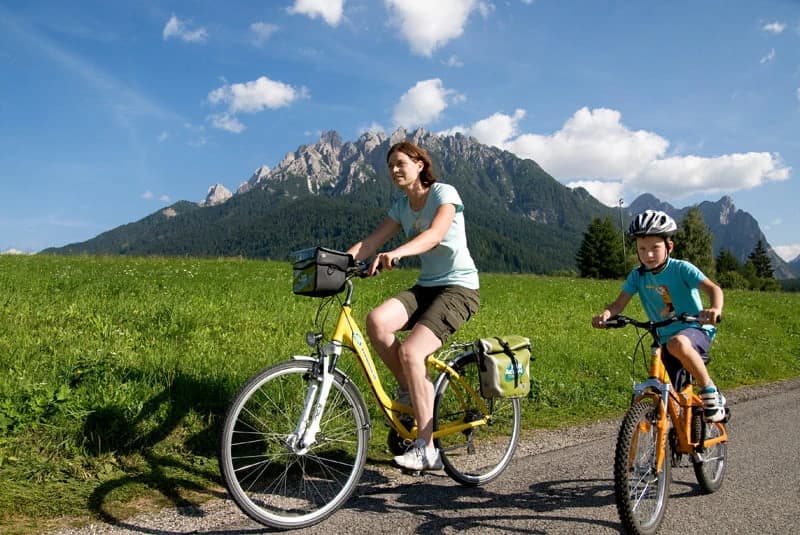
left=1, top=254, right=798, bottom=533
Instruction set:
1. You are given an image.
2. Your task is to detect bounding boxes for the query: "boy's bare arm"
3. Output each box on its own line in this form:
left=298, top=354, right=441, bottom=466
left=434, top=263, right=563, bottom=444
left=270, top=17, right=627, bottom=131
left=698, top=278, right=724, bottom=324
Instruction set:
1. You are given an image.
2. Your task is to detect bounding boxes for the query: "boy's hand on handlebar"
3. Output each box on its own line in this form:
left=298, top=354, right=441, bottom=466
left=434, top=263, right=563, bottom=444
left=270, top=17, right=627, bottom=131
left=591, top=310, right=612, bottom=329
left=698, top=308, right=722, bottom=325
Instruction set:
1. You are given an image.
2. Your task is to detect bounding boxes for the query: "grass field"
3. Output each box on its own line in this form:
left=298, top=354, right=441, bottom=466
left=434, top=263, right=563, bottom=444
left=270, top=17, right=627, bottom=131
left=1, top=254, right=798, bottom=533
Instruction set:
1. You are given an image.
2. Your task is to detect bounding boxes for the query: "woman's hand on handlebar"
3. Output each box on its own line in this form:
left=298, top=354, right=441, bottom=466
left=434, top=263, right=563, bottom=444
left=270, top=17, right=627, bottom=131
left=366, top=252, right=401, bottom=276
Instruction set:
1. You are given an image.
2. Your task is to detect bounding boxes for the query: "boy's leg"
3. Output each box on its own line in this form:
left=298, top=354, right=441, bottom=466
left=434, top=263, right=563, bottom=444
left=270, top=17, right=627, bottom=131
left=665, top=329, right=725, bottom=422
left=665, top=331, right=711, bottom=386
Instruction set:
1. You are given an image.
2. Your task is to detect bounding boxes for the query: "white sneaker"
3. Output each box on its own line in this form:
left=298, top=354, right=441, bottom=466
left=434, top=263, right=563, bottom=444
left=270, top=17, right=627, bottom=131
left=393, top=439, right=443, bottom=471
left=700, top=386, right=726, bottom=423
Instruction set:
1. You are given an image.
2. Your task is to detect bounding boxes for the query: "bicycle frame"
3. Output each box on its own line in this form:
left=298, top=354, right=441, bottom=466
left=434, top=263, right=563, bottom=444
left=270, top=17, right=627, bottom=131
left=292, top=278, right=491, bottom=450
left=629, top=323, right=728, bottom=473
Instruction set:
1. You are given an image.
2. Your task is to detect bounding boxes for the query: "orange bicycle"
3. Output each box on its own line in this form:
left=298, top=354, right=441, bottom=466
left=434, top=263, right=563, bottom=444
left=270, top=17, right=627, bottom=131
left=603, top=313, right=729, bottom=535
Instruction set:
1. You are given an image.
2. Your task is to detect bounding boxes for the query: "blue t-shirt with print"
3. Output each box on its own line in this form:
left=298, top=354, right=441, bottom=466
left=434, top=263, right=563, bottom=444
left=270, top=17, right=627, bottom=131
left=622, top=257, right=715, bottom=341
left=388, top=182, right=479, bottom=289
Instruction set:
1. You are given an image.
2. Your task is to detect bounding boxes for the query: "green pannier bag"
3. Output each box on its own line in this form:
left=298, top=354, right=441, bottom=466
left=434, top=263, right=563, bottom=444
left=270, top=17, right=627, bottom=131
left=474, top=335, right=532, bottom=398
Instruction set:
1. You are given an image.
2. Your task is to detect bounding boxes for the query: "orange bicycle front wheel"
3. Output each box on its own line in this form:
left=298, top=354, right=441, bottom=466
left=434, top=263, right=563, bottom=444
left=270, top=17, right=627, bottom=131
left=614, top=399, right=671, bottom=535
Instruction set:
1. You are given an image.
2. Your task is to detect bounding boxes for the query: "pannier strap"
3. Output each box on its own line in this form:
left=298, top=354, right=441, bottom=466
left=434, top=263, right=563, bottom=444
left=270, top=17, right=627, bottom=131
left=495, top=336, right=521, bottom=388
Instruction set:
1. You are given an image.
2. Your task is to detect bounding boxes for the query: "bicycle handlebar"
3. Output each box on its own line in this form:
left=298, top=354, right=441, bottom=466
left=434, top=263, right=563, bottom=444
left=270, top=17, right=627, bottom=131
left=351, top=257, right=399, bottom=278
left=602, top=312, right=721, bottom=331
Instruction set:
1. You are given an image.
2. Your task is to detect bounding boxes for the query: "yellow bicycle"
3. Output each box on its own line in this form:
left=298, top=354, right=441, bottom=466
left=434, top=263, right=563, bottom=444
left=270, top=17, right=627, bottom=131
left=218, top=248, right=522, bottom=529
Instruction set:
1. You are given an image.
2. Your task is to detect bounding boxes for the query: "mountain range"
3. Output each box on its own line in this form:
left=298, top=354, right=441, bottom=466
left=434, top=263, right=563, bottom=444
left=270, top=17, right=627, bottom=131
left=42, top=128, right=797, bottom=279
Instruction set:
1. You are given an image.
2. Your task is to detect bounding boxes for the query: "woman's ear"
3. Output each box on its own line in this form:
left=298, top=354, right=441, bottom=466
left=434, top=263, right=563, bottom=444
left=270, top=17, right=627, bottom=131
left=666, top=239, right=675, bottom=253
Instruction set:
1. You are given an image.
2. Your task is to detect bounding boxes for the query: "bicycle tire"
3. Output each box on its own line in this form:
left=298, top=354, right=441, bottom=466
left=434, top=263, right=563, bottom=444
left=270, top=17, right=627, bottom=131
left=691, top=411, right=726, bottom=493
left=433, top=351, right=521, bottom=486
left=219, top=359, right=370, bottom=530
left=614, top=400, right=671, bottom=535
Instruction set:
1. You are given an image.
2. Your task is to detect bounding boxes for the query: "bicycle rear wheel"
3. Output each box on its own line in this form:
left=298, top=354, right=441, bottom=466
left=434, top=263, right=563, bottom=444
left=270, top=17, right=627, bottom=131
left=433, top=351, right=521, bottom=486
left=219, top=360, right=370, bottom=530
left=614, top=400, right=671, bottom=535
left=691, top=412, right=727, bottom=493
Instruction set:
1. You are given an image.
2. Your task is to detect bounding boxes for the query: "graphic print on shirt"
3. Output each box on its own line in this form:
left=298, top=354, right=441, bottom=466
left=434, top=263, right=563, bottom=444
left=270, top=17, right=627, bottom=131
left=653, top=284, right=675, bottom=318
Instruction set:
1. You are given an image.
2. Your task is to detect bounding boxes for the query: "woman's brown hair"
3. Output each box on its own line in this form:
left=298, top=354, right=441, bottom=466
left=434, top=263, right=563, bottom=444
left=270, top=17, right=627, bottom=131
left=386, top=141, right=438, bottom=187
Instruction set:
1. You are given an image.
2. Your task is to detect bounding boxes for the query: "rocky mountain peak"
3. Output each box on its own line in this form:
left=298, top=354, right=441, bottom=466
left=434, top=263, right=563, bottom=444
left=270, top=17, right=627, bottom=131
left=200, top=183, right=233, bottom=207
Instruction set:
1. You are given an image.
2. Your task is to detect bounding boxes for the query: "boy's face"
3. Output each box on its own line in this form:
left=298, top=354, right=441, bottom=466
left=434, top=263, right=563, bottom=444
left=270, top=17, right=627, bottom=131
left=636, top=235, right=672, bottom=270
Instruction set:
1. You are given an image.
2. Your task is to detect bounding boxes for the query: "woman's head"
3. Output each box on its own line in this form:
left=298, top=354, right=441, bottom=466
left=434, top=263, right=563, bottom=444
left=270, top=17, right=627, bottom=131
left=386, top=141, right=438, bottom=187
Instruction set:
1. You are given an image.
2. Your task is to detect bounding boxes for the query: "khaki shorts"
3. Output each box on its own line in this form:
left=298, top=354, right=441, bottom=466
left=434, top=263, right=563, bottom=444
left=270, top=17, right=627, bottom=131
left=394, top=285, right=480, bottom=343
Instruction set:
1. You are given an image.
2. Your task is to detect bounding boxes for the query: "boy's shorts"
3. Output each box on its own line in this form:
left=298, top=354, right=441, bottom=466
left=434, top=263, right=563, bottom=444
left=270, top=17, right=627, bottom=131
left=394, top=285, right=480, bottom=343
left=661, top=327, right=712, bottom=389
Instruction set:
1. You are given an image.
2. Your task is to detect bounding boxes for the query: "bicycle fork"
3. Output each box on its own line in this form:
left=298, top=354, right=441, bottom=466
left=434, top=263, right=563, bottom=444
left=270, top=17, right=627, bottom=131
left=632, top=377, right=671, bottom=473
left=286, top=342, right=342, bottom=455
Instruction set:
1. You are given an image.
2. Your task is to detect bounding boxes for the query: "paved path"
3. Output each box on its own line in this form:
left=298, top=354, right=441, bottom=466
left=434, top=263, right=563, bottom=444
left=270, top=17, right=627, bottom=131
left=53, top=378, right=800, bottom=534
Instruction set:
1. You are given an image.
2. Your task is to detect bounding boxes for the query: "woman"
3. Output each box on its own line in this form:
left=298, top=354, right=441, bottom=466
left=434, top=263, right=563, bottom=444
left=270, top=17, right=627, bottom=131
left=347, top=141, right=480, bottom=471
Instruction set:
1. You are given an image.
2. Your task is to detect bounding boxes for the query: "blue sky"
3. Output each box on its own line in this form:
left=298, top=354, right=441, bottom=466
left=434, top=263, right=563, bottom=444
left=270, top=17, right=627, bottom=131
left=1, top=1, right=798, bottom=261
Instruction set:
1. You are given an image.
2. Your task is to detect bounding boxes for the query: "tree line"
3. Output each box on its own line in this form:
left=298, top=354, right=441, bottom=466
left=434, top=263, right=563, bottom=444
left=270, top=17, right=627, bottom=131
left=576, top=207, right=784, bottom=291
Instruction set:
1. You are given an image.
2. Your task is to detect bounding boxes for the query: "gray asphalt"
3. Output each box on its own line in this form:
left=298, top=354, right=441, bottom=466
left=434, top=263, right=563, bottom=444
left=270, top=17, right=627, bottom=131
left=53, top=378, right=800, bottom=534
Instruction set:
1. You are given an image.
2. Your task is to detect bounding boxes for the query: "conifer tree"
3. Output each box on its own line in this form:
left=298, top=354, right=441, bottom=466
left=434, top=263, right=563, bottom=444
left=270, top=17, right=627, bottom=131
left=747, top=239, right=774, bottom=279
left=673, top=207, right=715, bottom=276
left=577, top=217, right=625, bottom=279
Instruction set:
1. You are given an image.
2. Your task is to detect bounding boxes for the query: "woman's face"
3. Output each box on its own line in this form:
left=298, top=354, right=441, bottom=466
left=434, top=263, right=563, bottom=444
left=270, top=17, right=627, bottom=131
left=387, top=150, right=423, bottom=188
left=636, top=235, right=672, bottom=270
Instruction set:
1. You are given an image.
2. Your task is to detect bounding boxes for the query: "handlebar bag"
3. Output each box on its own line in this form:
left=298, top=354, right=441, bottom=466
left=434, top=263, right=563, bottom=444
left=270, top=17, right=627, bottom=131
left=290, top=247, right=351, bottom=297
left=474, top=335, right=532, bottom=398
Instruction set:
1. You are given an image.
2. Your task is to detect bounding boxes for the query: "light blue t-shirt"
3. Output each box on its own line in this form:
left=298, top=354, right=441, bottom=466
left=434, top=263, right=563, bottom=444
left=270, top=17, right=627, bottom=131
left=622, top=257, right=715, bottom=341
left=388, top=182, right=479, bottom=289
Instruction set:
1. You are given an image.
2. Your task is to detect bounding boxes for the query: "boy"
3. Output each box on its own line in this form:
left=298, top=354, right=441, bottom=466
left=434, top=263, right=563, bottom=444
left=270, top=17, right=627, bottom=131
left=591, top=210, right=726, bottom=422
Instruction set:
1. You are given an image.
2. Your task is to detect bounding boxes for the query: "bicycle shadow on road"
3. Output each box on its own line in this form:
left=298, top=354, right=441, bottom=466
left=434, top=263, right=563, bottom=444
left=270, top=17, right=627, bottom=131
left=350, top=469, right=620, bottom=533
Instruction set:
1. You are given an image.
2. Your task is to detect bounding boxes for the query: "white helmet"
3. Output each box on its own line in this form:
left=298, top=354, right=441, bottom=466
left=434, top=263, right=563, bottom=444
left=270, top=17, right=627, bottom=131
left=628, top=210, right=677, bottom=238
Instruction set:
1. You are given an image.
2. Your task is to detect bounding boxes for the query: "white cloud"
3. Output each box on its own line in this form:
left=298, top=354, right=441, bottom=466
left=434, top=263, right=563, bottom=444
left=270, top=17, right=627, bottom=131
left=385, top=0, right=480, bottom=56
left=760, top=48, right=776, bottom=65
left=162, top=15, right=208, bottom=43
left=796, top=88, right=800, bottom=106
left=393, top=78, right=463, bottom=127
left=207, top=76, right=307, bottom=132
left=505, top=107, right=669, bottom=180
left=157, top=131, right=168, bottom=142
left=141, top=190, right=154, bottom=200
left=566, top=180, right=624, bottom=207
left=159, top=195, right=171, bottom=203
left=635, top=152, right=790, bottom=198
left=446, top=109, right=526, bottom=147
left=761, top=21, right=786, bottom=34
left=209, top=76, right=306, bottom=113
left=287, top=0, right=344, bottom=27
left=209, top=113, right=246, bottom=133
left=250, top=22, right=279, bottom=46
left=443, top=55, right=464, bottom=67
left=774, top=244, right=800, bottom=263
left=452, top=106, right=792, bottom=207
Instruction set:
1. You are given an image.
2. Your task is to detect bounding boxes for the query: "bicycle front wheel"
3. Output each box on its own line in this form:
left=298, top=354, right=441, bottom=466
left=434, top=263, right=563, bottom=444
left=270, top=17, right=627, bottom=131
left=614, top=400, right=671, bottom=535
left=691, top=412, right=727, bottom=493
left=219, top=359, right=370, bottom=530
left=433, top=351, right=521, bottom=486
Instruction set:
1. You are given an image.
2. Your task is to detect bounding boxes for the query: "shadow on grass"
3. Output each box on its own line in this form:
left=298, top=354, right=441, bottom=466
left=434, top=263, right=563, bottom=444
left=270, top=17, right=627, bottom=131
left=82, top=369, right=230, bottom=524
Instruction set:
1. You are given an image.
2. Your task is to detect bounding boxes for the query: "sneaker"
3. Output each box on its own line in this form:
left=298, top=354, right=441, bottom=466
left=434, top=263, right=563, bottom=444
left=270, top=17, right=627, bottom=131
left=393, top=438, right=443, bottom=471
left=700, top=386, right=727, bottom=423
